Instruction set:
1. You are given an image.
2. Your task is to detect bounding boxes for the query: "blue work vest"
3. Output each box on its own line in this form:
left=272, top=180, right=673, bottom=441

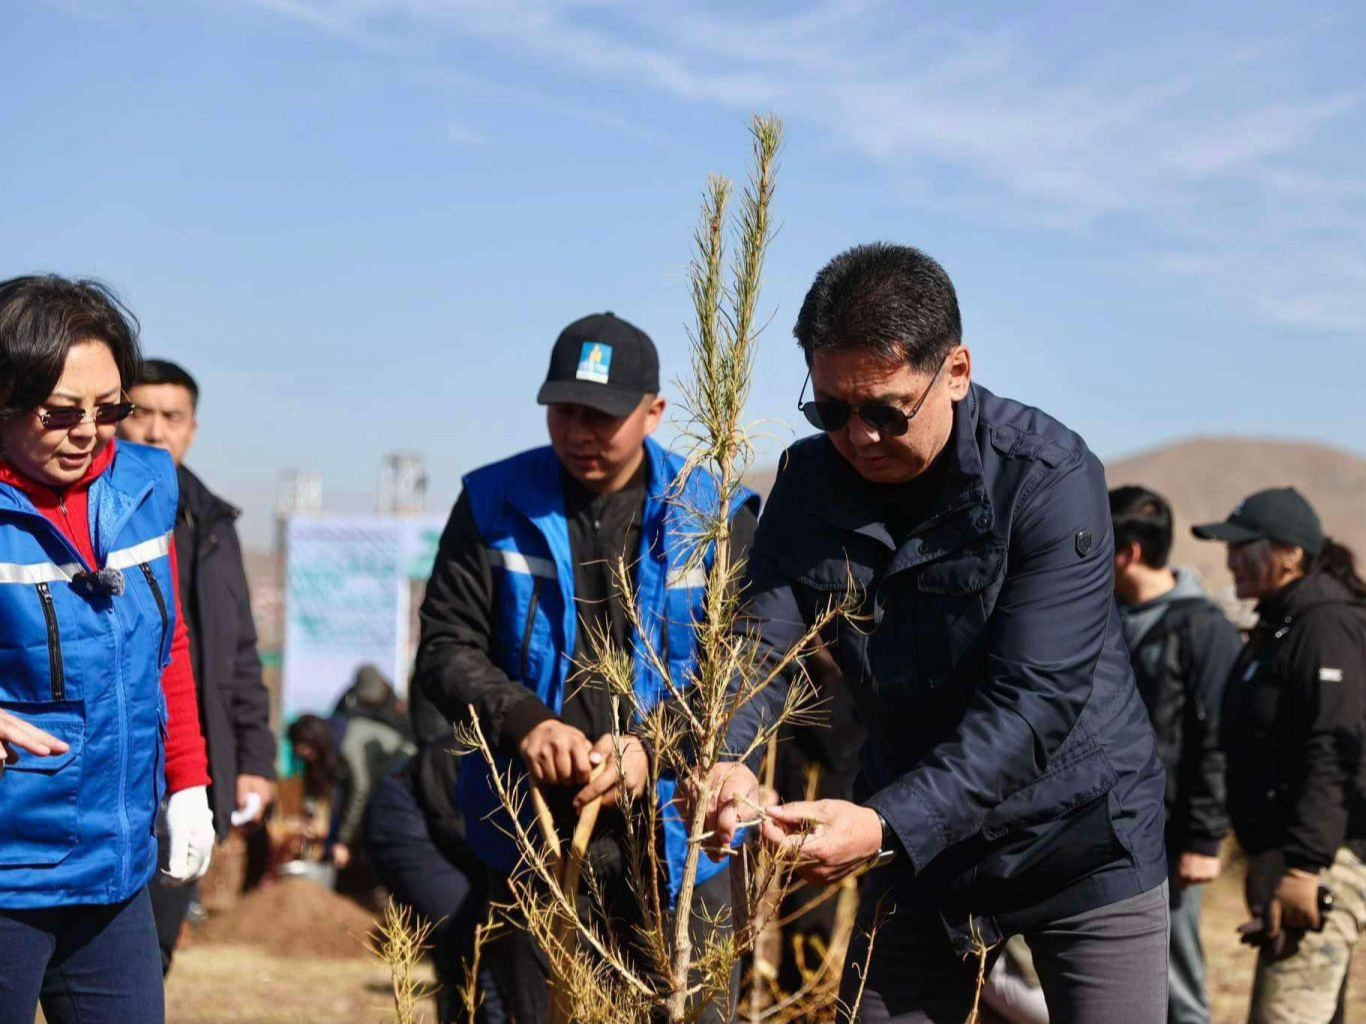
left=458, top=438, right=756, bottom=904
left=0, top=442, right=179, bottom=908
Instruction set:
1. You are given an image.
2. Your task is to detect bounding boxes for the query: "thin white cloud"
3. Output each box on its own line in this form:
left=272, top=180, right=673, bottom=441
left=237, top=0, right=1366, bottom=334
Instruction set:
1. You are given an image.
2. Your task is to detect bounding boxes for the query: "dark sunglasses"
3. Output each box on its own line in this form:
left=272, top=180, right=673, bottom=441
left=38, top=401, right=136, bottom=430
left=797, top=352, right=950, bottom=438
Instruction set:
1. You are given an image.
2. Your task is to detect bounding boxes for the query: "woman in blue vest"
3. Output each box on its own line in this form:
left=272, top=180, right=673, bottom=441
left=0, top=276, right=215, bottom=1024
left=414, top=313, right=758, bottom=1020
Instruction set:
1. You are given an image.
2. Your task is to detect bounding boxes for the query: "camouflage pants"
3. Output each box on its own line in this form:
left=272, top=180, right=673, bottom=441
left=1250, top=842, right=1366, bottom=1023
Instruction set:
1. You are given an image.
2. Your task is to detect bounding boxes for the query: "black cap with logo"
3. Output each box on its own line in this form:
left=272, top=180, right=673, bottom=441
left=536, top=312, right=660, bottom=418
left=1191, top=487, right=1324, bottom=557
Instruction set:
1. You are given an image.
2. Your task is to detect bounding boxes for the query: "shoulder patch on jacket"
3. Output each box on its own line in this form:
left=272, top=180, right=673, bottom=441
left=988, top=424, right=1073, bottom=467
left=1321, top=667, right=1344, bottom=682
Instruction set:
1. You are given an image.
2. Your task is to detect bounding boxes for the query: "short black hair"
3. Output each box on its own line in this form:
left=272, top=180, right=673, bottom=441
left=1109, top=485, right=1174, bottom=569
left=0, top=275, right=142, bottom=421
left=135, top=358, right=199, bottom=408
left=794, top=243, right=962, bottom=372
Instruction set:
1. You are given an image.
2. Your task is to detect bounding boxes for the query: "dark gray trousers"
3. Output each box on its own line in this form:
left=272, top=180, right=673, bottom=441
left=840, top=883, right=1170, bottom=1023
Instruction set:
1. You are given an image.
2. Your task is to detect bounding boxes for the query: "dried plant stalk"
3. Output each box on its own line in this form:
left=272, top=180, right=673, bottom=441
left=368, top=897, right=437, bottom=1025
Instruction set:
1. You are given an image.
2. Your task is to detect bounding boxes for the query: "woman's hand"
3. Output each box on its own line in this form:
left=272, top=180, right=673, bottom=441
left=0, top=709, right=69, bottom=772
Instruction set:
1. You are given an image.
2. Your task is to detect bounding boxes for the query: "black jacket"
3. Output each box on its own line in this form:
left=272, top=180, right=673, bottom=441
left=1223, top=571, right=1366, bottom=871
left=1121, top=576, right=1242, bottom=857
left=175, top=465, right=277, bottom=837
left=729, top=384, right=1168, bottom=953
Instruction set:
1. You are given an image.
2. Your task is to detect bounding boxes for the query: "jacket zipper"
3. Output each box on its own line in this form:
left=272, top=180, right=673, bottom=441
left=520, top=584, right=540, bottom=681
left=35, top=583, right=65, bottom=700
left=139, top=562, right=169, bottom=659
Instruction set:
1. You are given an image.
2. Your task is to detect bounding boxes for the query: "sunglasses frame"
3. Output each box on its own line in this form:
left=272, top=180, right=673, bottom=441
left=37, top=401, right=137, bottom=431
left=797, top=350, right=952, bottom=438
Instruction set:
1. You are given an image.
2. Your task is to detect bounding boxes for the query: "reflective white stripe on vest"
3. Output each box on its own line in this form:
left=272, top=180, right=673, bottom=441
left=105, top=532, right=172, bottom=570
left=484, top=547, right=557, bottom=579
left=666, top=565, right=708, bottom=590
left=0, top=559, right=81, bottom=585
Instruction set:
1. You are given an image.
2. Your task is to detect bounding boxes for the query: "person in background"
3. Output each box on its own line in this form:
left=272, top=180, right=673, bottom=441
left=329, top=665, right=416, bottom=872
left=334, top=662, right=412, bottom=742
left=1194, top=488, right=1366, bottom=1024
left=119, top=357, right=277, bottom=974
left=1111, top=484, right=1243, bottom=1023
left=363, top=679, right=495, bottom=1022
left=0, top=275, right=213, bottom=1023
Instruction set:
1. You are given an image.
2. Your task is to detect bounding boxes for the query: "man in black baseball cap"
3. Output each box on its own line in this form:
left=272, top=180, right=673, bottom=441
left=1192, top=487, right=1324, bottom=558
left=413, top=309, right=758, bottom=1018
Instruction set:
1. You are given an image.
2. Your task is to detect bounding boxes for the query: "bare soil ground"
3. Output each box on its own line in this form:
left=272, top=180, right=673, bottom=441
left=162, top=859, right=1365, bottom=1023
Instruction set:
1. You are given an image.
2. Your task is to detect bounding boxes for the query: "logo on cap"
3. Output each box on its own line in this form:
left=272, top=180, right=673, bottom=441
left=576, top=341, right=612, bottom=384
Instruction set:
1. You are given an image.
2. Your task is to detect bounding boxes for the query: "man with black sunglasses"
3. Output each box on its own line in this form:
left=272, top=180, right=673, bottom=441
left=690, top=243, right=1170, bottom=1022
left=415, top=312, right=759, bottom=1019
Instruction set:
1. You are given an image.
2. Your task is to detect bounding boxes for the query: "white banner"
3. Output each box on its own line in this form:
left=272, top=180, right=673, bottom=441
left=282, top=516, right=442, bottom=716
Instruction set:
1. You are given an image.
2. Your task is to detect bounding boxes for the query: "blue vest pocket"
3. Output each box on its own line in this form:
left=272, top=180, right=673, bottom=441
left=0, top=701, right=85, bottom=866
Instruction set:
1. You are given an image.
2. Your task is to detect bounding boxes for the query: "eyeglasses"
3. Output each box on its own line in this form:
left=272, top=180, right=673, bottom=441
left=38, top=401, right=136, bottom=430
left=797, top=351, right=951, bottom=438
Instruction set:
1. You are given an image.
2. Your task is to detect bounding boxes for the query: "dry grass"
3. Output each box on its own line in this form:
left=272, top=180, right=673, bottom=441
left=163, top=943, right=436, bottom=1024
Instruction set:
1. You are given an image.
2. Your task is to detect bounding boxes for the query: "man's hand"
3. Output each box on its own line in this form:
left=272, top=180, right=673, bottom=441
left=0, top=709, right=69, bottom=772
left=233, top=774, right=275, bottom=827
left=518, top=719, right=593, bottom=786
left=331, top=842, right=352, bottom=870
left=682, top=761, right=761, bottom=861
left=573, top=734, right=648, bottom=812
left=1176, top=851, right=1222, bottom=887
left=1269, top=868, right=1323, bottom=934
left=761, top=799, right=884, bottom=884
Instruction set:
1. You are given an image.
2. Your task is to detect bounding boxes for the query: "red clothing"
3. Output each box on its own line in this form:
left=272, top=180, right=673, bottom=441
left=0, top=440, right=210, bottom=792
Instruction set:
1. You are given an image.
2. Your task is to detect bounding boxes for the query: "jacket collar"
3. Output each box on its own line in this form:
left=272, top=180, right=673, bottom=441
left=1257, top=571, right=1365, bottom=625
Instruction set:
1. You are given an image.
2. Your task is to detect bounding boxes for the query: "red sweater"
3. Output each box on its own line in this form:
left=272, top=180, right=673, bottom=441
left=0, top=440, right=211, bottom=793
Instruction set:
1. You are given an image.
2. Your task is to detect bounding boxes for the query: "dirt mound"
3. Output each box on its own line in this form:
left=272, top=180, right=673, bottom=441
left=198, top=877, right=377, bottom=960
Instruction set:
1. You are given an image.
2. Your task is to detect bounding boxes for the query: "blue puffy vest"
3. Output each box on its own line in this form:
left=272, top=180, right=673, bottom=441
left=458, top=438, right=756, bottom=904
left=0, top=442, right=179, bottom=908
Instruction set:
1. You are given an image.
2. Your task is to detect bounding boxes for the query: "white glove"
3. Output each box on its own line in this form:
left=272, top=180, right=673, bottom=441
left=163, top=785, right=215, bottom=885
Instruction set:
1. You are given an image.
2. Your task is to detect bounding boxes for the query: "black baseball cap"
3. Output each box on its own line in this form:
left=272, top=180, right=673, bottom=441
left=535, top=312, right=660, bottom=418
left=1192, top=487, right=1324, bottom=556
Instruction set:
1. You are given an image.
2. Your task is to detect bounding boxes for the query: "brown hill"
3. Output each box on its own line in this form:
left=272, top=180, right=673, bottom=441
left=746, top=436, right=1366, bottom=609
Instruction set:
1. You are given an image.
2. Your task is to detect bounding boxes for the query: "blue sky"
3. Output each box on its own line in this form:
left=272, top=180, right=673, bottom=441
left=5, top=0, right=1364, bottom=547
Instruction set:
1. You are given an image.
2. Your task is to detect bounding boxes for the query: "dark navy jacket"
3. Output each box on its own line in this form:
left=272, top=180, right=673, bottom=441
left=731, top=383, right=1167, bottom=952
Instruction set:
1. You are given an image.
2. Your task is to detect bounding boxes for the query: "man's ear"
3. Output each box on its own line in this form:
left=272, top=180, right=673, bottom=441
left=642, top=394, right=666, bottom=435
left=1114, top=540, right=1141, bottom=570
left=946, top=346, right=972, bottom=401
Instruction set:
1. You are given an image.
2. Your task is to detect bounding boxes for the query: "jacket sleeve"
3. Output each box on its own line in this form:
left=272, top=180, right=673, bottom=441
left=865, top=450, right=1116, bottom=873
left=162, top=539, right=212, bottom=792
left=1173, top=608, right=1240, bottom=855
left=1281, top=607, right=1366, bottom=871
left=218, top=522, right=277, bottom=781
left=724, top=475, right=822, bottom=762
left=414, top=492, right=555, bottom=756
